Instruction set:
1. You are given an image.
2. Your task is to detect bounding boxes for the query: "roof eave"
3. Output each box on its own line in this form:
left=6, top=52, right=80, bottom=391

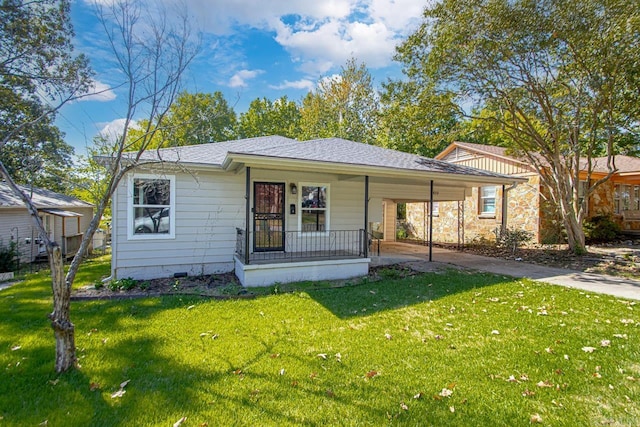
left=224, top=153, right=526, bottom=187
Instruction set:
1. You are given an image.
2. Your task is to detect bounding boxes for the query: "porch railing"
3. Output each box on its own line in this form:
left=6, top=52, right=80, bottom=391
left=235, top=228, right=372, bottom=264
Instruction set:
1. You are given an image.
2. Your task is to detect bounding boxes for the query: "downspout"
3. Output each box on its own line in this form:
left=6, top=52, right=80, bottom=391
left=364, top=175, right=369, bottom=257
left=501, top=182, right=518, bottom=233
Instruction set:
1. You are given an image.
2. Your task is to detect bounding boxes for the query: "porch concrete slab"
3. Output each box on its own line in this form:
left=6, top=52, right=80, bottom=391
left=376, top=242, right=640, bottom=301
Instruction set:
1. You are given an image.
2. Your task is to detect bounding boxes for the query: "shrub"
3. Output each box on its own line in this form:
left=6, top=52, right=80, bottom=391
left=494, top=227, right=533, bottom=255
left=583, top=215, right=620, bottom=243
left=0, top=240, right=18, bottom=273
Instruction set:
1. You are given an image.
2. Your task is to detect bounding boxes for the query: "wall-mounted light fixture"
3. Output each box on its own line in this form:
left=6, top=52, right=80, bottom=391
left=290, top=183, right=298, bottom=195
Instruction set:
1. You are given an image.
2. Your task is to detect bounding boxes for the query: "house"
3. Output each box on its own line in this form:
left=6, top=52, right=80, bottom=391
left=405, top=141, right=640, bottom=245
left=0, top=182, right=94, bottom=264
left=109, top=136, right=523, bottom=287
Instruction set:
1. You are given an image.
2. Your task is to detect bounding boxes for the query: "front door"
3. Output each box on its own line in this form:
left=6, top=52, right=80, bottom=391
left=253, top=182, right=285, bottom=252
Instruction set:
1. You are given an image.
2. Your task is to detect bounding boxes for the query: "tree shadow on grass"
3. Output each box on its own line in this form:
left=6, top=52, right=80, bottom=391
left=305, top=268, right=512, bottom=319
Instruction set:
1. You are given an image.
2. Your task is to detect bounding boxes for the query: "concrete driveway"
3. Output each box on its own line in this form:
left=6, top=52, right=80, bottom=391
left=371, top=242, right=640, bottom=301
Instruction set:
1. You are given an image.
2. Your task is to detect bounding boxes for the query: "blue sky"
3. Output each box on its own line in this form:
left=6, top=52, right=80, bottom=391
left=57, top=0, right=427, bottom=155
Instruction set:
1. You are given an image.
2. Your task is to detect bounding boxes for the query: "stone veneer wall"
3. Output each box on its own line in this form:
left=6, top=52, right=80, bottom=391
left=406, top=175, right=541, bottom=244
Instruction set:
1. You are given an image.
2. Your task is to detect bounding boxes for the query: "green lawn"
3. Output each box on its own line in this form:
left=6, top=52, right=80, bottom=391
left=1, top=256, right=638, bottom=426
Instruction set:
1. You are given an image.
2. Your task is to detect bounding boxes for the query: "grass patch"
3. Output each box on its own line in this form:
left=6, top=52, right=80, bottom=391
left=0, top=257, right=638, bottom=426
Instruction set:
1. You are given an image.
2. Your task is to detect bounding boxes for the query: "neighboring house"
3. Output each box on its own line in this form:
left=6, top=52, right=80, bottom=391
left=0, top=182, right=94, bottom=264
left=109, top=136, right=522, bottom=287
left=405, top=141, right=640, bottom=245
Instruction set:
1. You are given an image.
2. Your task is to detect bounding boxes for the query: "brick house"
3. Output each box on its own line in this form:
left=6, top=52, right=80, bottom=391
left=405, top=142, right=640, bottom=245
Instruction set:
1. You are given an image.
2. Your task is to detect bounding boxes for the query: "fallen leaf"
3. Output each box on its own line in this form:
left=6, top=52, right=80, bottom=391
left=101, top=338, right=108, bottom=344
left=439, top=388, right=453, bottom=398
left=400, top=402, right=408, bottom=411
left=11, top=345, right=21, bottom=351
left=187, top=305, right=195, bottom=310
left=522, top=389, right=535, bottom=397
left=89, top=383, right=100, bottom=391
left=309, top=372, right=318, bottom=379
left=173, top=417, right=187, bottom=427
left=279, top=368, right=285, bottom=376
left=326, top=389, right=335, bottom=398
left=120, top=379, right=130, bottom=389
left=581, top=346, right=596, bottom=353
left=269, top=353, right=280, bottom=358
left=520, top=374, right=529, bottom=381
left=600, top=340, right=611, bottom=347
left=335, top=353, right=342, bottom=362
left=199, top=333, right=208, bottom=337
left=365, top=370, right=378, bottom=379
left=530, top=413, right=543, bottom=423
left=613, top=334, right=628, bottom=339
left=449, top=406, right=455, bottom=413
left=384, top=333, right=392, bottom=340
left=536, top=380, right=553, bottom=388
left=233, top=369, right=242, bottom=375
left=39, top=420, right=48, bottom=426
left=413, top=392, right=423, bottom=399
left=111, top=389, right=126, bottom=399
left=317, top=353, right=327, bottom=360
left=491, top=330, right=500, bottom=335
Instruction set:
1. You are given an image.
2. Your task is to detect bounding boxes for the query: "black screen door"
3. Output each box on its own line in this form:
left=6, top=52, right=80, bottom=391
left=253, top=182, right=285, bottom=252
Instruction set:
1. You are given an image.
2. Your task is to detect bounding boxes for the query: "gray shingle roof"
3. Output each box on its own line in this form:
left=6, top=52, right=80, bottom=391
left=135, top=136, right=513, bottom=180
left=0, top=182, right=93, bottom=209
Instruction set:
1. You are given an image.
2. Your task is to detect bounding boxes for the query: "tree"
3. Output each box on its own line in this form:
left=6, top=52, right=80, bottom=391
left=1, top=0, right=90, bottom=193
left=2, top=0, right=197, bottom=372
left=0, top=0, right=92, bottom=372
left=395, top=0, right=640, bottom=254
left=300, top=58, right=379, bottom=144
left=237, top=96, right=301, bottom=139
left=164, top=91, right=237, bottom=144
left=377, top=79, right=460, bottom=157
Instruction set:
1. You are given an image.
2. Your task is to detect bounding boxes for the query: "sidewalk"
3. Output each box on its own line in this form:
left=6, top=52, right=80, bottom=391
left=372, top=242, right=640, bottom=301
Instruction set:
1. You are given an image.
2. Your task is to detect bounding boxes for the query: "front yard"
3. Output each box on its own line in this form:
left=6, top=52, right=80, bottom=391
left=1, top=256, right=638, bottom=426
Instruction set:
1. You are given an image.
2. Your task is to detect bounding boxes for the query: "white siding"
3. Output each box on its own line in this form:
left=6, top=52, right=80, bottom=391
left=113, top=170, right=245, bottom=280
left=112, top=169, right=373, bottom=281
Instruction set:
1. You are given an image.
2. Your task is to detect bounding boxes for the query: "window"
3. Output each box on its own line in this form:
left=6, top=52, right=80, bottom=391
left=300, top=184, right=328, bottom=232
left=479, top=186, right=496, bottom=215
left=614, top=184, right=621, bottom=213
left=129, top=174, right=175, bottom=239
left=635, top=186, right=640, bottom=210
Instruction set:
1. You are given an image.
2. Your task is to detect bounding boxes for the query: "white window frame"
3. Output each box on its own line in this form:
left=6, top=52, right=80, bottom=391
left=127, top=173, right=176, bottom=240
left=479, top=186, right=497, bottom=216
left=298, top=182, right=330, bottom=235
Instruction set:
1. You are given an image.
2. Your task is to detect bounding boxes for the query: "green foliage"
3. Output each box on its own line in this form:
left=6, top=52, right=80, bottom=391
left=300, top=58, right=379, bottom=144
left=377, top=80, right=460, bottom=157
left=237, top=96, right=301, bottom=139
left=583, top=215, right=621, bottom=243
left=0, top=239, right=18, bottom=273
left=0, top=0, right=91, bottom=190
left=494, top=227, right=533, bottom=255
left=107, top=277, right=137, bottom=291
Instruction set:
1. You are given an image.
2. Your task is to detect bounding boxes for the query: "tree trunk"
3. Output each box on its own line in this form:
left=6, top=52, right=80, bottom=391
left=561, top=203, right=587, bottom=255
left=48, top=244, right=76, bottom=373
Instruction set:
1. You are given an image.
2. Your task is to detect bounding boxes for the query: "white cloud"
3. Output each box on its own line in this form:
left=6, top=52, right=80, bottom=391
left=97, top=118, right=137, bottom=142
left=268, top=79, right=315, bottom=91
left=274, top=19, right=398, bottom=75
left=229, top=69, right=264, bottom=88
left=80, top=80, right=117, bottom=102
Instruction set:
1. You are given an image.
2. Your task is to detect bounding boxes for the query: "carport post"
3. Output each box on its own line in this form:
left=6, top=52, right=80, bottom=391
left=364, top=175, right=369, bottom=257
left=429, top=180, right=433, bottom=262
left=245, top=166, right=251, bottom=265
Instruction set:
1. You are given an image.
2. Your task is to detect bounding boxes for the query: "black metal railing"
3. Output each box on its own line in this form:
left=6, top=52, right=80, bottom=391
left=236, top=228, right=371, bottom=264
